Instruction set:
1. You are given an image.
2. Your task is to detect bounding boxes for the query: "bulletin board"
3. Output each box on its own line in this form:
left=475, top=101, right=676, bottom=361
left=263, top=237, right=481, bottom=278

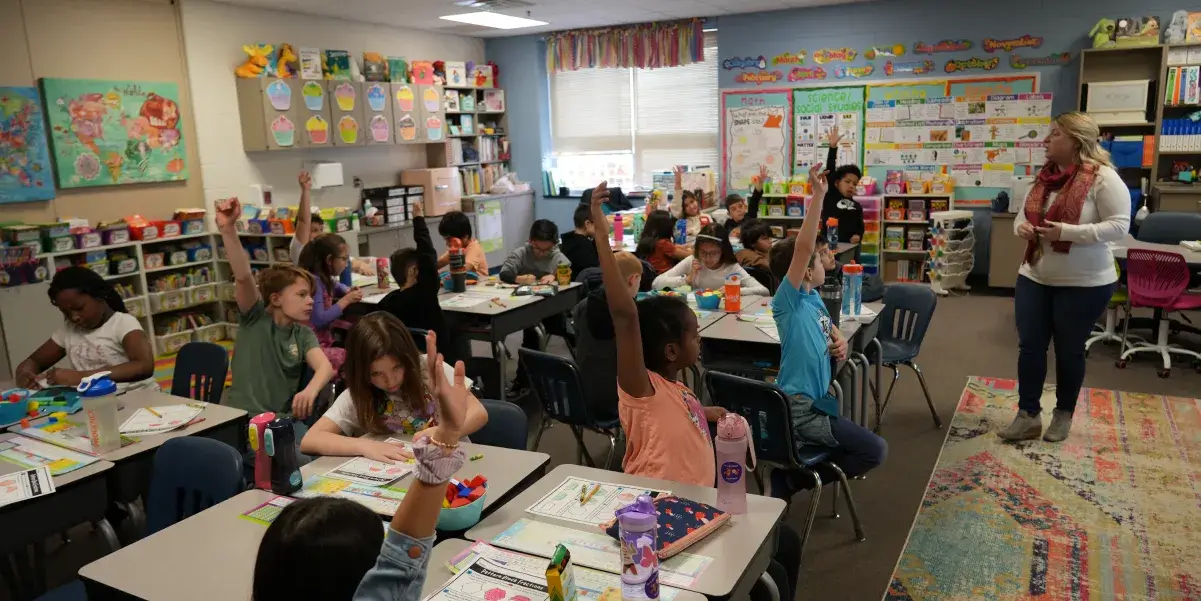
left=791, top=87, right=864, bottom=175
left=722, top=89, right=792, bottom=196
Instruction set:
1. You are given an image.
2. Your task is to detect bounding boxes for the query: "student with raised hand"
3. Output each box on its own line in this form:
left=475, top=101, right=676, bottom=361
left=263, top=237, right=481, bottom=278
left=16, top=267, right=155, bottom=391
left=769, top=163, right=886, bottom=499
left=651, top=223, right=770, bottom=295
left=253, top=330, right=472, bottom=601
left=218, top=197, right=334, bottom=422
left=292, top=171, right=372, bottom=279
left=820, top=125, right=865, bottom=244
left=298, top=233, right=363, bottom=375
left=300, top=314, right=486, bottom=461
left=377, top=201, right=451, bottom=357
left=724, top=164, right=767, bottom=236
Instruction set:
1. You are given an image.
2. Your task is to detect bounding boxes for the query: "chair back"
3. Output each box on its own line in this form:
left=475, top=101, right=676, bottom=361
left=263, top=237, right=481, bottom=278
left=408, top=327, right=429, bottom=353
left=704, top=370, right=800, bottom=467
left=170, top=342, right=228, bottom=404
left=1125, top=249, right=1191, bottom=308
left=879, top=284, right=937, bottom=347
left=1136, top=211, right=1201, bottom=245
left=518, top=348, right=594, bottom=427
left=744, top=266, right=777, bottom=295
left=575, top=267, right=604, bottom=293
left=472, top=399, right=529, bottom=450
left=146, top=437, right=244, bottom=535
left=640, top=260, right=656, bottom=292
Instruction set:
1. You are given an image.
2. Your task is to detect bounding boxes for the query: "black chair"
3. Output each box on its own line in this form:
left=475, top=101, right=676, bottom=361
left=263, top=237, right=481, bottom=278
left=704, top=370, right=864, bottom=565
left=408, top=327, right=430, bottom=353
left=472, top=399, right=529, bottom=450
left=146, top=437, right=244, bottom=535
left=745, top=265, right=778, bottom=295
left=1136, top=211, right=1201, bottom=244
left=519, top=347, right=621, bottom=469
left=170, top=342, right=229, bottom=404
left=575, top=267, right=604, bottom=293
left=640, top=260, right=656, bottom=292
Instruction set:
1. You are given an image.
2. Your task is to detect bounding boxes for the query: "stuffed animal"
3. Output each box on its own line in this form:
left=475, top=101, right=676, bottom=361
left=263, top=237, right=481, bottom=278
left=1090, top=18, right=1117, bottom=48
left=276, top=43, right=299, bottom=78
left=487, top=60, right=499, bottom=87
left=236, top=44, right=274, bottom=78
left=1167, top=10, right=1190, bottom=44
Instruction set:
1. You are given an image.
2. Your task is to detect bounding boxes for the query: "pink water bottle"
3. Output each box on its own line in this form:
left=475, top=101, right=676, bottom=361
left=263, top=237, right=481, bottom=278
left=614, top=214, right=624, bottom=245
left=248, top=412, right=276, bottom=490
left=715, top=413, right=756, bottom=515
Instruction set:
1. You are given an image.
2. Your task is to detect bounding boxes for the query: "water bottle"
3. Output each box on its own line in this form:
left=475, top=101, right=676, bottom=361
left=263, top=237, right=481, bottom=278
left=674, top=219, right=688, bottom=245
left=826, top=217, right=839, bottom=250
left=616, top=495, right=659, bottom=601
left=77, top=372, right=120, bottom=453
left=447, top=237, right=467, bottom=293
left=556, top=261, right=571, bottom=287
left=820, top=277, right=842, bottom=325
left=841, top=262, right=864, bottom=317
left=614, top=214, right=624, bottom=245
left=376, top=257, right=390, bottom=289
left=715, top=413, right=756, bottom=515
left=723, top=274, right=741, bottom=313
left=266, top=417, right=302, bottom=495
left=248, top=412, right=277, bottom=491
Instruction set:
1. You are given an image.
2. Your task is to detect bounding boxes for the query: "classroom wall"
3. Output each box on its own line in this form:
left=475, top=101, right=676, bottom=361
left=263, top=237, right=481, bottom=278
left=483, top=36, right=554, bottom=220
left=0, top=0, right=205, bottom=224
left=178, top=0, right=486, bottom=215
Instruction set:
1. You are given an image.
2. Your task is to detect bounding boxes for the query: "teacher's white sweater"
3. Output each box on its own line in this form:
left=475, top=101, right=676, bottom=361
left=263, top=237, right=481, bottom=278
left=1013, top=164, right=1130, bottom=288
left=652, top=257, right=770, bottom=296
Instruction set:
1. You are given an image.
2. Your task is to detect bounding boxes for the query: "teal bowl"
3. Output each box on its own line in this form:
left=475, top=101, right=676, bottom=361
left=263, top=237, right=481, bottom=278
left=0, top=389, right=31, bottom=425
left=436, top=490, right=486, bottom=530
left=694, top=292, right=722, bottom=310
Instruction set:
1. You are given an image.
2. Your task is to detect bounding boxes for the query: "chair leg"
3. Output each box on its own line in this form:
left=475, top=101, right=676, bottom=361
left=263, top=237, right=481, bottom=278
left=532, top=418, right=551, bottom=453
left=796, top=468, right=824, bottom=566
left=825, top=462, right=866, bottom=541
left=96, top=518, right=121, bottom=552
left=877, top=365, right=900, bottom=431
left=757, top=572, right=781, bottom=601
left=830, top=480, right=840, bottom=519
left=126, top=500, right=147, bottom=538
left=905, top=361, right=942, bottom=428
left=603, top=431, right=617, bottom=471
left=570, top=426, right=596, bottom=468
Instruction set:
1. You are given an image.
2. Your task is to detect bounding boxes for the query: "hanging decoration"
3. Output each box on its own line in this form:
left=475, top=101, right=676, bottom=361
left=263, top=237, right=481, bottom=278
left=545, top=19, right=705, bottom=71
left=983, top=35, right=1044, bottom=53
left=734, top=70, right=783, bottom=85
left=813, top=48, right=857, bottom=64
left=864, top=45, right=906, bottom=60
left=787, top=67, right=827, bottom=82
left=723, top=56, right=767, bottom=70
left=944, top=57, right=1001, bottom=73
left=913, top=40, right=972, bottom=54
left=1010, top=52, right=1072, bottom=69
left=772, top=51, right=807, bottom=66
left=834, top=65, right=874, bottom=79
left=884, top=60, right=935, bottom=76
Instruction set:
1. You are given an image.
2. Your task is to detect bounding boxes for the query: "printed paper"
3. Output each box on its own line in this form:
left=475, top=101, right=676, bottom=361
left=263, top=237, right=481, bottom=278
left=0, top=466, right=55, bottom=508
left=757, top=324, right=781, bottom=342
left=324, top=457, right=414, bottom=487
left=240, top=496, right=295, bottom=525
left=119, top=404, right=204, bottom=436
left=526, top=477, right=668, bottom=527
left=0, top=435, right=99, bottom=476
left=440, top=292, right=494, bottom=309
left=294, top=475, right=409, bottom=515
left=429, top=558, right=549, bottom=601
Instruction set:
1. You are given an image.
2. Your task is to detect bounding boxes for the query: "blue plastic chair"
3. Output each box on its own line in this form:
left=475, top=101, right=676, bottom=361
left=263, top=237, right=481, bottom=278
left=704, top=370, right=864, bottom=565
left=33, top=581, right=86, bottom=601
left=471, top=399, right=530, bottom=450
left=409, top=327, right=430, bottom=353
left=1136, top=211, right=1201, bottom=244
left=519, top=348, right=621, bottom=470
left=873, top=284, right=941, bottom=429
left=170, top=342, right=229, bottom=404
left=146, top=437, right=245, bottom=535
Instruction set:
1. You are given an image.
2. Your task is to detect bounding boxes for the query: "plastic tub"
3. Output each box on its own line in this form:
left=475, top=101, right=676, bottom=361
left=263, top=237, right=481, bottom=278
left=149, top=290, right=187, bottom=313
left=194, top=323, right=225, bottom=344
left=436, top=491, right=486, bottom=531
left=694, top=291, right=722, bottom=310
left=0, top=389, right=31, bottom=424
left=218, top=282, right=236, bottom=302
left=226, top=324, right=238, bottom=341
left=155, top=330, right=192, bottom=355
left=187, top=284, right=216, bottom=305
left=125, top=296, right=147, bottom=318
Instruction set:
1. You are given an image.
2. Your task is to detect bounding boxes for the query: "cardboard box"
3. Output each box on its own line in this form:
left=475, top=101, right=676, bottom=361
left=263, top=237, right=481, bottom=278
left=402, top=168, right=462, bottom=216
left=546, top=544, right=578, bottom=601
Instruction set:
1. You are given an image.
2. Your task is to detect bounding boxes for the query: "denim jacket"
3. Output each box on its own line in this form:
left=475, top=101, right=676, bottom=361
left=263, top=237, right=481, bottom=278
left=353, top=529, right=436, bottom=601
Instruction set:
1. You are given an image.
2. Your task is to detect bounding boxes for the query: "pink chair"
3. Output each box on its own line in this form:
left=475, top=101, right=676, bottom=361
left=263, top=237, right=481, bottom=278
left=1117, top=249, right=1201, bottom=377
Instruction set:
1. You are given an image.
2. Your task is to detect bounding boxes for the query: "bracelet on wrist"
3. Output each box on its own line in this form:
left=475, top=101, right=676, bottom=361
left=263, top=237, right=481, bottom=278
left=429, top=435, right=460, bottom=450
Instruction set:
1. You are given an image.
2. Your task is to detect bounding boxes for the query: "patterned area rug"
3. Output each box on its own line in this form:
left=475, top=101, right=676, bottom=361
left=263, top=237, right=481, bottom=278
left=887, top=376, right=1201, bottom=600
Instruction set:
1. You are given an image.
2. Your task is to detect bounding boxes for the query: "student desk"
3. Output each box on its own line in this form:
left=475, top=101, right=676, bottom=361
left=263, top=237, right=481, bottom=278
left=7, top=389, right=248, bottom=533
left=466, top=464, right=786, bottom=599
left=302, top=438, right=550, bottom=518
left=0, top=436, right=116, bottom=599
left=1111, top=235, right=1201, bottom=265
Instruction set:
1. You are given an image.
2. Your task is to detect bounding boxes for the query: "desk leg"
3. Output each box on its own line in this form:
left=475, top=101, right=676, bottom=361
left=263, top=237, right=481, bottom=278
left=493, top=340, right=510, bottom=399
left=853, top=352, right=871, bottom=430
left=868, top=338, right=883, bottom=429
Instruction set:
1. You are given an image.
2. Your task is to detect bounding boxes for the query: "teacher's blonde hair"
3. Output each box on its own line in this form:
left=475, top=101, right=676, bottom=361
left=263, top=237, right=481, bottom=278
left=1054, top=111, right=1113, bottom=168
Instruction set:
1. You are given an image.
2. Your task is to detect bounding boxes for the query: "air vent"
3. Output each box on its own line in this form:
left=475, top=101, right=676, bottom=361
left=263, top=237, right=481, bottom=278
left=454, top=0, right=534, bottom=9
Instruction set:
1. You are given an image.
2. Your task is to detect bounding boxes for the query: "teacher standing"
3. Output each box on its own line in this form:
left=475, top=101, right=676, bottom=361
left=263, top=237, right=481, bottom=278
left=999, top=111, right=1130, bottom=443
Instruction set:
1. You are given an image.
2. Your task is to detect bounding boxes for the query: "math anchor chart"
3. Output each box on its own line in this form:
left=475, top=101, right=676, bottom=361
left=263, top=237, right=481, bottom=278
left=723, top=90, right=791, bottom=196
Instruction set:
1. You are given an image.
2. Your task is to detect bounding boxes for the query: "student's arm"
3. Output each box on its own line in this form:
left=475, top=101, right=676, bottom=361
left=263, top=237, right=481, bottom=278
left=411, top=207, right=441, bottom=293
left=825, top=125, right=842, bottom=171
left=418, top=334, right=488, bottom=441
left=295, top=171, right=314, bottom=247
left=436, top=252, right=450, bottom=269
left=293, top=342, right=333, bottom=420
left=652, top=256, right=693, bottom=289
left=590, top=182, right=653, bottom=398
left=100, top=327, right=155, bottom=384
left=300, top=417, right=414, bottom=462
left=847, top=202, right=866, bottom=242
left=734, top=264, right=770, bottom=296
left=785, top=164, right=828, bottom=290
left=308, top=280, right=345, bottom=329
left=15, top=340, right=66, bottom=388
left=498, top=248, right=530, bottom=284
left=216, top=198, right=260, bottom=314
left=748, top=164, right=765, bottom=220
left=670, top=243, right=692, bottom=261
left=670, top=165, right=684, bottom=216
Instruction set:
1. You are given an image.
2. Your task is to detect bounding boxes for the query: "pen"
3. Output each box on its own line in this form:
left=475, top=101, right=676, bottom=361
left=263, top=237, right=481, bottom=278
left=582, top=484, right=601, bottom=505
left=146, top=407, right=163, bottom=418
left=491, top=297, right=507, bottom=308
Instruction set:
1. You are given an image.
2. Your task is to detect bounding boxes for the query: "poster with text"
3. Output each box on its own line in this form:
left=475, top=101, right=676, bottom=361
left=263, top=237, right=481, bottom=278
left=723, top=90, right=791, bottom=196
left=0, top=87, right=55, bottom=202
left=791, top=87, right=864, bottom=175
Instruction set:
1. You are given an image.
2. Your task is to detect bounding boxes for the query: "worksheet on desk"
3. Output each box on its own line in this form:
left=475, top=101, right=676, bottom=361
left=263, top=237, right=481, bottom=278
left=428, top=558, right=549, bottom=601
left=525, top=476, right=668, bottom=527
left=119, top=404, right=204, bottom=436
left=0, top=466, right=55, bottom=508
left=0, top=435, right=98, bottom=476
left=439, top=292, right=494, bottom=309
left=323, top=457, right=413, bottom=487
left=757, top=324, right=780, bottom=342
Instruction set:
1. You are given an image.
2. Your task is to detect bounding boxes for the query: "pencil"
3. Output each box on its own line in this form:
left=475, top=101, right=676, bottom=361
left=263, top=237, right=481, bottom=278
left=491, top=297, right=507, bottom=308
left=579, top=484, right=587, bottom=504
left=146, top=407, right=163, bottom=418
left=582, top=484, right=601, bottom=505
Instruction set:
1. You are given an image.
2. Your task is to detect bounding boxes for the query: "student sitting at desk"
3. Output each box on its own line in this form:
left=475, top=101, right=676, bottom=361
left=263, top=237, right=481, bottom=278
left=16, top=267, right=156, bottom=391
left=300, top=312, right=486, bottom=461
left=572, top=250, right=644, bottom=424
left=560, top=203, right=600, bottom=278
left=651, top=223, right=770, bottom=295
left=219, top=197, right=334, bottom=423
left=298, top=233, right=364, bottom=375
left=723, top=164, right=766, bottom=237
left=292, top=170, right=371, bottom=280
left=735, top=220, right=773, bottom=271
left=500, top=219, right=573, bottom=393
left=255, top=326, right=472, bottom=601
left=635, top=210, right=691, bottom=274
left=767, top=164, right=887, bottom=500
left=376, top=201, right=451, bottom=359
left=436, top=211, right=488, bottom=275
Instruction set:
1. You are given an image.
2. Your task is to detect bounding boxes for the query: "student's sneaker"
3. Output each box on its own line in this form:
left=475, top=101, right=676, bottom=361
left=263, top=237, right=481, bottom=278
left=1042, top=409, right=1073, bottom=442
left=997, top=410, right=1043, bottom=441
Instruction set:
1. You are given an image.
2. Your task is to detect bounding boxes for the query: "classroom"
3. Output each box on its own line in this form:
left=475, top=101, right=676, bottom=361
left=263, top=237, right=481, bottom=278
left=0, top=0, right=1199, bottom=599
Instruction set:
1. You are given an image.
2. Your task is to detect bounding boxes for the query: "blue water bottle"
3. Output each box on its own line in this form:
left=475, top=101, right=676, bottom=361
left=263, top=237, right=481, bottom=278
left=825, top=217, right=839, bottom=251
left=841, top=262, right=864, bottom=317
left=674, top=219, right=688, bottom=244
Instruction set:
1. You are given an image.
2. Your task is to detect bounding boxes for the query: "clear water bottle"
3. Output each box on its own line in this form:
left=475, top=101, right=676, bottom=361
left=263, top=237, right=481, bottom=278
left=78, top=372, right=120, bottom=453
left=825, top=217, right=839, bottom=250
left=841, top=262, right=864, bottom=317
left=617, top=495, right=659, bottom=601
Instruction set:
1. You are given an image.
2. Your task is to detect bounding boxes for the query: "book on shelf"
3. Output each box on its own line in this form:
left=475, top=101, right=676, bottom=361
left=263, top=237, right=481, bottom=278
left=458, top=164, right=511, bottom=196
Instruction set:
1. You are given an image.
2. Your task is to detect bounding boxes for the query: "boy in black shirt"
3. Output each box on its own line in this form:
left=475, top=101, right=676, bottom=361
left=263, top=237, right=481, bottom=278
left=820, top=125, right=865, bottom=244
left=377, top=202, right=452, bottom=359
left=559, top=204, right=600, bottom=279
left=724, top=164, right=766, bottom=236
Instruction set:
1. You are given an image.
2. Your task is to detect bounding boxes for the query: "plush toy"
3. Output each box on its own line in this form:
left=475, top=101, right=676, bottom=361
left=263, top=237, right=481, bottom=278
left=276, top=43, right=299, bottom=78
left=487, top=60, right=499, bottom=87
left=236, top=44, right=274, bottom=78
left=1167, top=10, right=1190, bottom=44
left=1090, top=18, right=1117, bottom=48
left=432, top=60, right=446, bottom=85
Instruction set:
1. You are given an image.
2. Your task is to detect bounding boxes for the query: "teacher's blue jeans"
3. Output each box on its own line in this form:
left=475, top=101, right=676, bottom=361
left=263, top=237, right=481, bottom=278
left=1015, top=275, right=1114, bottom=415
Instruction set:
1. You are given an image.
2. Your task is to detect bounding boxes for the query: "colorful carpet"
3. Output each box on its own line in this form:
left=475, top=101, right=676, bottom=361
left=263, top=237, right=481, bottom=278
left=887, top=376, right=1201, bottom=600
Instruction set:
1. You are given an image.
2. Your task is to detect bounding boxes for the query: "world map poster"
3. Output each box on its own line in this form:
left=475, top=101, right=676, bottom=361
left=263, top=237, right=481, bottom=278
left=0, top=87, right=54, bottom=203
left=40, top=78, right=188, bottom=189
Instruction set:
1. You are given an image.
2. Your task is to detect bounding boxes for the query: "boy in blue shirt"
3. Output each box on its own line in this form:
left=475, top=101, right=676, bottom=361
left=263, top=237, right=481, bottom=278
left=766, top=163, right=887, bottom=499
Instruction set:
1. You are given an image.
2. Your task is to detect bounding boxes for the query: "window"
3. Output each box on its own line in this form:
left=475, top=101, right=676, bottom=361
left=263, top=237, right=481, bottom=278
left=548, top=32, right=718, bottom=191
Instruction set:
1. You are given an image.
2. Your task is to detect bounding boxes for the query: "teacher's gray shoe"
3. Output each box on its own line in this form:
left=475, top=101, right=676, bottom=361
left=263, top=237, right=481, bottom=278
left=1043, top=409, right=1073, bottom=442
left=998, top=410, right=1042, bottom=441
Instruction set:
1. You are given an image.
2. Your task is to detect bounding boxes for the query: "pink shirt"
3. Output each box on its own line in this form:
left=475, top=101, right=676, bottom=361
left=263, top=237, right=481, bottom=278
left=618, top=371, right=714, bottom=487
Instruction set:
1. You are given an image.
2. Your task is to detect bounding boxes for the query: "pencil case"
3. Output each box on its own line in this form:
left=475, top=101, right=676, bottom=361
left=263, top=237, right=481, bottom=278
left=600, top=495, right=730, bottom=559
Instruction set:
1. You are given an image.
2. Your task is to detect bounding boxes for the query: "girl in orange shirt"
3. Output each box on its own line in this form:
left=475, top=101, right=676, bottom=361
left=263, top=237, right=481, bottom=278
left=635, top=210, right=691, bottom=275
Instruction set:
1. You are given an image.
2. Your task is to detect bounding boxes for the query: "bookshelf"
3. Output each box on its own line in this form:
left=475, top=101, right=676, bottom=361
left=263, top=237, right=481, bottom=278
left=434, top=85, right=512, bottom=196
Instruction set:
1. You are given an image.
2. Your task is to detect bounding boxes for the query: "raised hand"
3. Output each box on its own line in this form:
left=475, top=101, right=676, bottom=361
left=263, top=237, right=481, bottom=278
left=807, top=163, right=827, bottom=209
left=590, top=182, right=611, bottom=237
left=827, top=125, right=844, bottom=147
left=298, top=171, right=312, bottom=191
left=424, top=331, right=467, bottom=443
left=215, top=197, right=242, bottom=232
left=755, top=164, right=769, bottom=192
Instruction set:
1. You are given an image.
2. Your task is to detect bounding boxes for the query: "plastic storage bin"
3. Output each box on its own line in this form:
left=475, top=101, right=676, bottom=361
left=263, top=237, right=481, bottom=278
left=218, top=282, right=236, bottom=302
left=193, top=323, right=225, bottom=344
left=225, top=323, right=238, bottom=341
left=187, top=284, right=215, bottom=305
left=149, top=290, right=187, bottom=313
left=155, top=330, right=192, bottom=355
left=124, top=296, right=147, bottom=318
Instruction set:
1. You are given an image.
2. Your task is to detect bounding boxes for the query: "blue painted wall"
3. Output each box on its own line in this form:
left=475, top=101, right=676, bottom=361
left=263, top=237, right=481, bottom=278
left=484, top=35, right=555, bottom=220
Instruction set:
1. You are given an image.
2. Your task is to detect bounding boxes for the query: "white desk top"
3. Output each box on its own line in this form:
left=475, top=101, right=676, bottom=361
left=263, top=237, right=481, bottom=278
left=1111, top=235, right=1201, bottom=265
left=0, top=432, right=115, bottom=488
left=7, top=388, right=246, bottom=463
left=465, top=464, right=786, bottom=597
left=701, top=300, right=884, bottom=344
left=359, top=282, right=584, bottom=316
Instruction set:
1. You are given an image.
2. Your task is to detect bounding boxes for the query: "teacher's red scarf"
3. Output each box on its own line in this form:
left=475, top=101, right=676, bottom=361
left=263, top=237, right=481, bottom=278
left=1022, top=161, right=1097, bottom=265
